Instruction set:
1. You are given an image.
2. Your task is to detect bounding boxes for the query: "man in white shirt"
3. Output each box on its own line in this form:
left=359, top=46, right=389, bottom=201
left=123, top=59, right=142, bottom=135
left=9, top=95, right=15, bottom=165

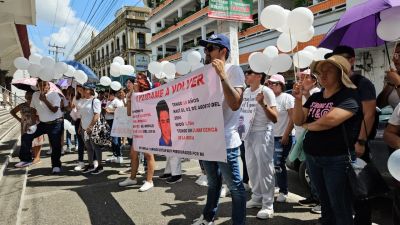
left=16, top=79, right=64, bottom=174
left=193, top=34, right=246, bottom=225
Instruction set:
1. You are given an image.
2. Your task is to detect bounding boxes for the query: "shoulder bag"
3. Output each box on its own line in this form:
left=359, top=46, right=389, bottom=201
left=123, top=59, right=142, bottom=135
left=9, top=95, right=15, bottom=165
left=90, top=98, right=111, bottom=146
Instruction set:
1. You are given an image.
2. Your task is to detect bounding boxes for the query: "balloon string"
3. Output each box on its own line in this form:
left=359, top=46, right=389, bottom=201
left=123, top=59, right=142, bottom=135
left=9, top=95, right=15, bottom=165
left=389, top=38, right=399, bottom=70
left=262, top=67, right=271, bottom=92
left=296, top=44, right=300, bottom=74
left=289, top=29, right=297, bottom=83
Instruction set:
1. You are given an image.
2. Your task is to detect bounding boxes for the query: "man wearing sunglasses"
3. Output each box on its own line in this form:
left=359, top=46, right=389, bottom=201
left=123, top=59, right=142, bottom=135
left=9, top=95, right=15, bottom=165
left=192, top=34, right=246, bottom=225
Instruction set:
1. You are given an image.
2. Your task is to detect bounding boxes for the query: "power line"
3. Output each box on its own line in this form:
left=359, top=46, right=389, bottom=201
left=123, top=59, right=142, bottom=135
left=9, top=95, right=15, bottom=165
left=49, top=0, right=59, bottom=45
left=63, top=0, right=91, bottom=49
left=28, top=26, right=40, bottom=54
left=54, top=0, right=75, bottom=46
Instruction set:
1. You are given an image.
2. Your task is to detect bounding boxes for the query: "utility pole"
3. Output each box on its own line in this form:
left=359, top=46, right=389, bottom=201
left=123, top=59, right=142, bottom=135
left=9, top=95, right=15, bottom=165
left=48, top=45, right=65, bottom=62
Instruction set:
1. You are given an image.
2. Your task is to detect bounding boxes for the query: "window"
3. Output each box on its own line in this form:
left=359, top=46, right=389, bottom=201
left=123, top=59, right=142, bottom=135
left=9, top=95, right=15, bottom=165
left=111, top=42, right=114, bottom=52
left=117, top=38, right=120, bottom=49
left=106, top=45, right=109, bottom=56
left=102, top=48, right=104, bottom=58
left=138, top=33, right=145, bottom=48
left=98, top=51, right=100, bottom=60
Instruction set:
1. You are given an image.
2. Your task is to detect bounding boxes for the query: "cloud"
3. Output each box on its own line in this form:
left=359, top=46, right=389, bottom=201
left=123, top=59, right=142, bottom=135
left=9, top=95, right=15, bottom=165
left=29, top=40, right=44, bottom=54
left=36, top=0, right=79, bottom=26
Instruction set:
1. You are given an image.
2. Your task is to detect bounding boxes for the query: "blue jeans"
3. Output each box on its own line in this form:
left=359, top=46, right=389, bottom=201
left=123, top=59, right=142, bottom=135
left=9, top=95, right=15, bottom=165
left=306, top=153, right=353, bottom=225
left=202, top=147, right=246, bottom=224
left=106, top=119, right=122, bottom=157
left=20, top=121, right=63, bottom=168
left=273, top=136, right=294, bottom=195
left=239, top=141, right=249, bottom=184
left=306, top=161, right=319, bottom=201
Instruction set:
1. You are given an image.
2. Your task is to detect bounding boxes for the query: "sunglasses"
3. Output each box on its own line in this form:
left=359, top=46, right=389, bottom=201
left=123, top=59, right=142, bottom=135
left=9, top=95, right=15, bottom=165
left=244, top=70, right=262, bottom=76
left=204, top=45, right=221, bottom=53
left=268, top=82, right=280, bottom=86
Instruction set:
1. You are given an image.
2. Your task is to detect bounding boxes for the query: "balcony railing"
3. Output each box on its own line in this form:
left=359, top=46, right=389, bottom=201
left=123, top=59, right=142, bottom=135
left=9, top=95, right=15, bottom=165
left=121, top=45, right=126, bottom=50
left=110, top=52, right=115, bottom=56
left=105, top=55, right=109, bottom=60
left=133, top=43, right=148, bottom=50
left=116, top=49, right=120, bottom=54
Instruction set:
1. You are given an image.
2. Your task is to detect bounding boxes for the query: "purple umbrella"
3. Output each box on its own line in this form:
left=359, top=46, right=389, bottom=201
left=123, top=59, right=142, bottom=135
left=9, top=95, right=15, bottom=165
left=56, top=78, right=75, bottom=87
left=318, top=0, right=400, bottom=50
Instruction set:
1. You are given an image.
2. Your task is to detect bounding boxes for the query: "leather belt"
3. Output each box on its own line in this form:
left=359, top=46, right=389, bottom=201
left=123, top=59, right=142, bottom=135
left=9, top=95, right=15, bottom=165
left=43, top=118, right=63, bottom=124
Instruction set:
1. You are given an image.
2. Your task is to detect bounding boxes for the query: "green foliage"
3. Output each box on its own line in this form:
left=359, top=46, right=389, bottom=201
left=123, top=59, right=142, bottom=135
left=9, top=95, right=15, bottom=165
left=293, top=0, right=310, bottom=8
left=157, top=55, right=163, bottom=60
left=147, top=0, right=154, bottom=8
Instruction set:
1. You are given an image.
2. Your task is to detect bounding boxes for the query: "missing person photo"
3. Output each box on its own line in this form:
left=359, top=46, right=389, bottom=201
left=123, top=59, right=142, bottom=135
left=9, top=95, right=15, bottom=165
left=156, top=100, right=172, bottom=147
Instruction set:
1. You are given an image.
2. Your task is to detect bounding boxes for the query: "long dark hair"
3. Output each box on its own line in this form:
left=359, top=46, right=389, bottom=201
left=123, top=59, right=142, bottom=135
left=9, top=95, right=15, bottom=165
left=75, top=85, right=82, bottom=100
left=136, top=72, right=150, bottom=92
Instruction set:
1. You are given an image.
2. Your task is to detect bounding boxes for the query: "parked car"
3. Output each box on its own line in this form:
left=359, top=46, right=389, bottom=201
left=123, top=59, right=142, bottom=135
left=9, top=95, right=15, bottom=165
left=286, top=106, right=396, bottom=196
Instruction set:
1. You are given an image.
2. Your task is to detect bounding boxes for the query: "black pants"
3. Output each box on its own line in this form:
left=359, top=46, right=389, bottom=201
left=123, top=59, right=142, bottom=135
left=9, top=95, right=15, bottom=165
left=240, top=141, right=249, bottom=184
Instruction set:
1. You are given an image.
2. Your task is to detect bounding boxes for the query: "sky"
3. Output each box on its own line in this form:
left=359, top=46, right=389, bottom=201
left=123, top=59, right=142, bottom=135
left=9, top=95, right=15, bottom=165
left=28, top=0, right=144, bottom=61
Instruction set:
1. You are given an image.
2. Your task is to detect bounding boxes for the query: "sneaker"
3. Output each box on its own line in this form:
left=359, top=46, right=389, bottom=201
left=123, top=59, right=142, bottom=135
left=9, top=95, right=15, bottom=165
left=137, top=166, right=146, bottom=175
left=74, top=162, right=85, bottom=171
left=91, top=166, right=104, bottom=175
left=166, top=175, right=182, bottom=184
left=158, top=173, right=171, bottom=180
left=192, top=215, right=215, bottom=225
left=119, top=167, right=131, bottom=175
left=82, top=165, right=95, bottom=174
left=274, top=187, right=280, bottom=194
left=119, top=177, right=138, bottom=186
left=246, top=199, right=262, bottom=209
left=93, top=160, right=98, bottom=168
left=46, top=149, right=52, bottom=155
left=116, top=156, right=123, bottom=164
left=299, top=196, right=319, bottom=207
left=106, top=156, right=117, bottom=163
left=61, top=149, right=65, bottom=155
left=311, top=204, right=322, bottom=214
left=15, top=161, right=33, bottom=168
left=196, top=173, right=203, bottom=178
left=220, top=186, right=230, bottom=198
left=139, top=181, right=154, bottom=192
left=52, top=167, right=60, bottom=174
left=244, top=183, right=251, bottom=192
left=65, top=147, right=72, bottom=153
left=257, top=207, right=274, bottom=219
left=276, top=193, right=288, bottom=203
left=197, top=175, right=208, bottom=186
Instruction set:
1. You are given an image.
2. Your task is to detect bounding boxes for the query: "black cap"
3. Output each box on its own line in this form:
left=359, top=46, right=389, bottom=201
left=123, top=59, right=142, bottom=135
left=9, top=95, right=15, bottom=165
left=324, top=45, right=355, bottom=59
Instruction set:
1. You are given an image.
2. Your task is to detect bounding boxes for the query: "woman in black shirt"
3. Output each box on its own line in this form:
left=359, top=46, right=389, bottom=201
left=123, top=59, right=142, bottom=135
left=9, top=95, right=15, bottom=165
left=293, top=55, right=362, bottom=225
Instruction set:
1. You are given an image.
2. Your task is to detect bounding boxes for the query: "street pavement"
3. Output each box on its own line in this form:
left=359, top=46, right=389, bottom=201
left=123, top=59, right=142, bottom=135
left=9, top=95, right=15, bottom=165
left=11, top=138, right=393, bottom=225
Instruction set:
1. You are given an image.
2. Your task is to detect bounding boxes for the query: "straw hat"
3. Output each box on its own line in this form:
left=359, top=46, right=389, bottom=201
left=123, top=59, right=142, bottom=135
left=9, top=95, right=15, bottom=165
left=310, top=55, right=356, bottom=89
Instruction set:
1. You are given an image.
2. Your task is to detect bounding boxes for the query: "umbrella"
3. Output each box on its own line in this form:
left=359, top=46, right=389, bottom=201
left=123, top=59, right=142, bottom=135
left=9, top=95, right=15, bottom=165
left=11, top=78, right=64, bottom=96
left=64, top=61, right=99, bottom=82
left=318, top=0, right=400, bottom=50
left=56, top=78, right=76, bottom=87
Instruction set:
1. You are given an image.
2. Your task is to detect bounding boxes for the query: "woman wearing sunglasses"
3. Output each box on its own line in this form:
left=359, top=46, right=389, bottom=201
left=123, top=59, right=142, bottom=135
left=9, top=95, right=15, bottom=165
left=267, top=74, right=295, bottom=203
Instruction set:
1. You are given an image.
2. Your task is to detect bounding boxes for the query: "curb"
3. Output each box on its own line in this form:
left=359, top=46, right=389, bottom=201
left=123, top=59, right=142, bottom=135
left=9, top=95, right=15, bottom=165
left=0, top=125, right=22, bottom=184
left=15, top=166, right=28, bottom=225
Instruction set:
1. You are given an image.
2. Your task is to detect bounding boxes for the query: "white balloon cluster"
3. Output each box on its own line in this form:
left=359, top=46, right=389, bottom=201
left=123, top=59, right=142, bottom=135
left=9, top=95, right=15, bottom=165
left=260, top=5, right=314, bottom=52
left=110, top=56, right=135, bottom=77
left=377, top=7, right=400, bottom=41
left=249, top=46, right=293, bottom=74
left=148, top=60, right=176, bottom=79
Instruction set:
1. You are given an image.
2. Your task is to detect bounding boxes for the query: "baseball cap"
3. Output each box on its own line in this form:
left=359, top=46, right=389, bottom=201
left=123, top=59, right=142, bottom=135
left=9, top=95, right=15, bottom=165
left=82, top=82, right=96, bottom=90
left=199, top=34, right=230, bottom=52
left=310, top=55, right=356, bottom=89
left=267, top=74, right=285, bottom=85
left=324, top=45, right=355, bottom=59
left=295, top=69, right=316, bottom=78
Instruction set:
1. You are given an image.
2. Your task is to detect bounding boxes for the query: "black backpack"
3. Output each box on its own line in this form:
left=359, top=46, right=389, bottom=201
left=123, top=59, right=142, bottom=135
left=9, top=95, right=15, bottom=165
left=352, top=74, right=380, bottom=140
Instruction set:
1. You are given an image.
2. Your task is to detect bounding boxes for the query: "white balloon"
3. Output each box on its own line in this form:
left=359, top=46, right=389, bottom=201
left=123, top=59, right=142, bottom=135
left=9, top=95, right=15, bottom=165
left=110, top=81, right=122, bottom=91
left=294, top=26, right=315, bottom=42
left=263, top=46, right=279, bottom=59
left=148, top=61, right=162, bottom=74
left=187, top=51, right=202, bottom=65
left=65, top=65, right=76, bottom=77
left=260, top=5, right=286, bottom=29
left=155, top=72, right=166, bottom=79
left=67, top=126, right=76, bottom=135
left=100, top=76, right=112, bottom=86
left=120, top=65, right=135, bottom=75
left=110, top=69, right=120, bottom=77
left=248, top=52, right=258, bottom=63
left=271, top=54, right=292, bottom=72
left=277, top=33, right=298, bottom=52
left=304, top=46, right=318, bottom=53
left=113, top=56, right=125, bottom=65
left=111, top=62, right=121, bottom=72
left=165, top=72, right=175, bottom=79
left=95, top=92, right=98, bottom=98
left=54, top=72, right=63, bottom=79
left=74, top=70, right=87, bottom=84
left=381, top=6, right=400, bottom=21
left=163, top=63, right=176, bottom=76
left=160, top=61, right=170, bottom=68
left=287, top=7, right=314, bottom=34
left=64, top=119, right=72, bottom=130
left=249, top=52, right=272, bottom=73
left=39, top=68, right=55, bottom=81
left=40, top=56, right=55, bottom=69
left=191, top=63, right=204, bottom=71
left=27, top=64, right=42, bottom=78
left=176, top=61, right=191, bottom=75
left=313, top=48, right=333, bottom=61
left=276, top=10, right=291, bottom=34
left=14, top=57, right=30, bottom=70
left=388, top=149, right=400, bottom=181
left=377, top=15, right=400, bottom=41
left=53, top=62, right=68, bottom=74
left=29, top=53, right=42, bottom=65
left=266, top=67, right=279, bottom=75
left=293, top=50, right=314, bottom=68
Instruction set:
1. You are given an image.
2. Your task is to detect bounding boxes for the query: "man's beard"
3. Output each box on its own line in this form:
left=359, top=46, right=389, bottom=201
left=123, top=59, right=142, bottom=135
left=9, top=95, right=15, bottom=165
left=205, top=55, right=211, bottom=65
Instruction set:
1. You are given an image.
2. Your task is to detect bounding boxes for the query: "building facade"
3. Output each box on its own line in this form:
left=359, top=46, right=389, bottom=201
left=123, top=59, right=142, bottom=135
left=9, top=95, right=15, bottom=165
left=74, top=6, right=152, bottom=79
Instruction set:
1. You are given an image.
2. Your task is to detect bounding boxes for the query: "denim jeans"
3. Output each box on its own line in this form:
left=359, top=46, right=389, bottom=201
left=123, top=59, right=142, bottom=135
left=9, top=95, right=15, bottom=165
left=202, top=147, right=246, bottom=225
left=239, top=141, right=249, bottom=184
left=273, top=136, right=294, bottom=195
left=106, top=119, right=122, bottom=157
left=306, top=153, right=353, bottom=225
left=20, top=121, right=63, bottom=168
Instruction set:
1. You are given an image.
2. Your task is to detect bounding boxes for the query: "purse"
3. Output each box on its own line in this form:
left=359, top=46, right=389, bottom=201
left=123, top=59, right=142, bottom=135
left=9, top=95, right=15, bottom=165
left=90, top=99, right=111, bottom=146
left=341, top=124, right=390, bottom=200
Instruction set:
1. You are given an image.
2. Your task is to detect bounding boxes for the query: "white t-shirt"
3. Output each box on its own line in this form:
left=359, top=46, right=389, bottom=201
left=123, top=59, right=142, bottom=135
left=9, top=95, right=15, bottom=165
left=61, top=96, right=69, bottom=115
left=80, top=97, right=101, bottom=130
left=388, top=103, right=400, bottom=125
left=296, top=87, right=321, bottom=139
left=273, top=93, right=295, bottom=137
left=244, top=86, right=277, bottom=131
left=30, top=91, right=63, bottom=122
left=302, top=87, right=320, bottom=103
left=73, top=98, right=83, bottom=118
left=222, top=64, right=246, bottom=149
left=388, top=88, right=400, bottom=109
left=105, top=98, right=124, bottom=120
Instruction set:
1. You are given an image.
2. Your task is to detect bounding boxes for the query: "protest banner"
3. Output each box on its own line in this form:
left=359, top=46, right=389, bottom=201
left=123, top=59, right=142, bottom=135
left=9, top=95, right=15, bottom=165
left=131, top=65, right=227, bottom=162
left=239, top=90, right=259, bottom=140
left=208, top=0, right=254, bottom=23
left=111, top=107, right=134, bottom=137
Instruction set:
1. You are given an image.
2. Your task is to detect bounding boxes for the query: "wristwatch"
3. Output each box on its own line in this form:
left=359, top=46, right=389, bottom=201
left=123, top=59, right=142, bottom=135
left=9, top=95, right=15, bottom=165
left=263, top=104, right=268, bottom=109
left=395, top=84, right=400, bottom=89
left=357, top=139, right=367, bottom=146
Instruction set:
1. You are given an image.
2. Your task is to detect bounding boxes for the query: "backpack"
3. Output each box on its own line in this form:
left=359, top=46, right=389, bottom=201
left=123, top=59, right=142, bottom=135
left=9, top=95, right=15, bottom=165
left=90, top=99, right=111, bottom=145
left=352, top=74, right=380, bottom=140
